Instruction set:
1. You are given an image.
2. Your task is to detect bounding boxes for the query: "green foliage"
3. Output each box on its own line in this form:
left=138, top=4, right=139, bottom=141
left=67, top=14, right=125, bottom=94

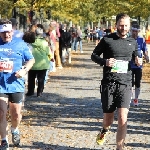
left=0, top=0, right=150, bottom=22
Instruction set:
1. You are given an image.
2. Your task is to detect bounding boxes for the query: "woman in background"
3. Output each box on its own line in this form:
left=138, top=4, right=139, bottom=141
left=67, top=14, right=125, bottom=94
left=26, top=25, right=52, bottom=97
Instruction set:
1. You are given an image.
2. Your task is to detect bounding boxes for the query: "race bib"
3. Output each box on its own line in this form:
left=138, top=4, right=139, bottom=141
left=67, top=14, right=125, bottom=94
left=111, top=60, right=128, bottom=73
left=0, top=60, right=13, bottom=73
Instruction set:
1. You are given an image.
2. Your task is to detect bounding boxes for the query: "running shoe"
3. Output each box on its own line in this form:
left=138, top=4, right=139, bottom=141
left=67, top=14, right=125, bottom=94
left=0, top=140, right=9, bottom=150
left=12, top=132, right=20, bottom=146
left=96, top=128, right=110, bottom=145
left=133, top=99, right=139, bottom=106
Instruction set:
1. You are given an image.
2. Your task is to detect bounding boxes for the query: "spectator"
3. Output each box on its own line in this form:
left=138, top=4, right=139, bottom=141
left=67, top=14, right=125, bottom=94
left=55, top=22, right=63, bottom=69
left=75, top=26, right=83, bottom=53
left=70, top=24, right=77, bottom=51
left=145, top=25, right=150, bottom=44
left=26, top=26, right=52, bottom=97
left=61, top=25, right=72, bottom=64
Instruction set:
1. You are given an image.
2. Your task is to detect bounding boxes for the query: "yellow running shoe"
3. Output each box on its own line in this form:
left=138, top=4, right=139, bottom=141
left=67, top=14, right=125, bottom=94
left=96, top=132, right=108, bottom=145
left=96, top=126, right=110, bottom=145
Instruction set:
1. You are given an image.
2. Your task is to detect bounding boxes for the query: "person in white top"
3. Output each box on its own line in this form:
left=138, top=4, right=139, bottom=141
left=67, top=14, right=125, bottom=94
left=75, top=26, right=83, bottom=53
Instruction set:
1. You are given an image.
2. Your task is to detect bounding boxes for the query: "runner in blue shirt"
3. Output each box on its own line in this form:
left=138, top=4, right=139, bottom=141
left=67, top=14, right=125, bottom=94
left=130, top=24, right=149, bottom=106
left=0, top=19, right=35, bottom=149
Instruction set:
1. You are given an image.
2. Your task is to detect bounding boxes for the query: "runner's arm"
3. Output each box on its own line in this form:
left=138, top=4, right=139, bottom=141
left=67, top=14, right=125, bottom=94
left=15, top=58, right=35, bottom=78
left=23, top=58, right=35, bottom=71
left=91, top=38, right=106, bottom=66
left=142, top=38, right=149, bottom=62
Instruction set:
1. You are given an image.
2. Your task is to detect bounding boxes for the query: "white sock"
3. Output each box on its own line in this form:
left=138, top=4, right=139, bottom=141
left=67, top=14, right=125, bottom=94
left=131, top=87, right=134, bottom=99
left=135, top=87, right=140, bottom=99
left=11, top=127, right=19, bottom=134
left=2, top=137, right=8, bottom=142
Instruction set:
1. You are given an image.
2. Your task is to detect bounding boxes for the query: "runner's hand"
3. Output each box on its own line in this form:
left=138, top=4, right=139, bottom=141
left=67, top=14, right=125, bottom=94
left=15, top=69, right=27, bottom=78
left=106, top=58, right=116, bottom=67
left=135, top=56, right=142, bottom=66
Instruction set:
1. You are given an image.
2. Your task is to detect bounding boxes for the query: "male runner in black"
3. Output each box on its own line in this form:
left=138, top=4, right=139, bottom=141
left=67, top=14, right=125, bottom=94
left=91, top=13, right=142, bottom=150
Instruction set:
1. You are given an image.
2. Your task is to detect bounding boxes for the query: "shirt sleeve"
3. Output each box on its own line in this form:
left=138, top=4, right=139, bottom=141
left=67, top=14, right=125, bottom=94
left=22, top=42, right=34, bottom=61
left=91, top=37, right=106, bottom=66
left=142, top=38, right=147, bottom=53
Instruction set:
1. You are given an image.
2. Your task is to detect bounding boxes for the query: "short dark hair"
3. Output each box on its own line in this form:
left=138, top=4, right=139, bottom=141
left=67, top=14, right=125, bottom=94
left=116, top=13, right=130, bottom=23
left=37, top=24, right=44, bottom=29
left=22, top=31, right=35, bottom=43
left=0, top=19, right=12, bottom=25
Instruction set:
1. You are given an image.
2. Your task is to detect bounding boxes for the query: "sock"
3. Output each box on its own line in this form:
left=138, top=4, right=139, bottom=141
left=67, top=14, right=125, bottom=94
left=11, top=127, right=19, bottom=134
left=101, top=127, right=109, bottom=134
left=2, top=137, right=8, bottom=142
left=131, top=87, right=134, bottom=99
left=135, top=87, right=140, bottom=99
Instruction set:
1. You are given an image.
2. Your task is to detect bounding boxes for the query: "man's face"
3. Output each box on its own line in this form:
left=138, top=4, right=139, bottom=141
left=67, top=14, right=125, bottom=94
left=116, top=17, right=130, bottom=37
left=0, top=30, right=13, bottom=42
left=131, top=30, right=139, bottom=39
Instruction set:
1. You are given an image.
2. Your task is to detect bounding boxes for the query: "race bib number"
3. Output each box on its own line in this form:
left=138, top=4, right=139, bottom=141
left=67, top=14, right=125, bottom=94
left=111, top=60, right=128, bottom=73
left=0, top=61, right=13, bottom=73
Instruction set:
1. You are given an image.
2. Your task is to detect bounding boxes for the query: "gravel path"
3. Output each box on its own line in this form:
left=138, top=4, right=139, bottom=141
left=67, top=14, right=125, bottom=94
left=8, top=42, right=150, bottom=150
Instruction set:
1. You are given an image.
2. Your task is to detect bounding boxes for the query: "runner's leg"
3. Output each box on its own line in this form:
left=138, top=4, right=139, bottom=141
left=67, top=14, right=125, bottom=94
left=0, top=96, right=8, bottom=139
left=116, top=108, right=129, bottom=150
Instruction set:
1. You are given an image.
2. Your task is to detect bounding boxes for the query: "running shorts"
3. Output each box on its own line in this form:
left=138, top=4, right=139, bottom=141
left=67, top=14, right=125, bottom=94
left=0, top=92, right=24, bottom=103
left=100, top=81, right=132, bottom=113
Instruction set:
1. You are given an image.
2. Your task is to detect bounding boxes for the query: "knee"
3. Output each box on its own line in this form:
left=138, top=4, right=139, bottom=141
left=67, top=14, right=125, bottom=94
left=103, top=114, right=114, bottom=127
left=118, top=115, right=127, bottom=126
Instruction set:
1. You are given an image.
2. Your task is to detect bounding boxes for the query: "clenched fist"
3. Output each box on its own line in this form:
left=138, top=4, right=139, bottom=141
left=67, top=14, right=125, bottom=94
left=135, top=56, right=142, bottom=66
left=106, top=58, right=116, bottom=67
left=15, top=69, right=27, bottom=78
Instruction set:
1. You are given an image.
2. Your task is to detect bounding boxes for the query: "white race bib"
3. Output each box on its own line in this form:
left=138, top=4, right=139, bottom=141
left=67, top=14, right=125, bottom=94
left=0, top=60, right=13, bottom=73
left=111, top=60, right=128, bottom=73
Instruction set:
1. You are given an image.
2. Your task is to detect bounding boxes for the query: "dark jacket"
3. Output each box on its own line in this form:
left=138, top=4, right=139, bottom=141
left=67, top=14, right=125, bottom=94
left=61, top=30, right=72, bottom=48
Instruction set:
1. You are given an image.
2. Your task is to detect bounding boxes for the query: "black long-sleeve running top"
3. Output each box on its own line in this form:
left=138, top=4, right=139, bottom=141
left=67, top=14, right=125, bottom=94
left=91, top=33, right=138, bottom=85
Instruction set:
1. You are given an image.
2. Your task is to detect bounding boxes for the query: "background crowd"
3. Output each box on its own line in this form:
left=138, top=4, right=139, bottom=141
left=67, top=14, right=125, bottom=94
left=9, top=17, right=150, bottom=98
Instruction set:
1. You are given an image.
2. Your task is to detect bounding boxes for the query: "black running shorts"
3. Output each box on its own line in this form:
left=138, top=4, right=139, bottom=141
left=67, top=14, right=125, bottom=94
left=0, top=92, right=24, bottom=103
left=100, top=82, right=132, bottom=113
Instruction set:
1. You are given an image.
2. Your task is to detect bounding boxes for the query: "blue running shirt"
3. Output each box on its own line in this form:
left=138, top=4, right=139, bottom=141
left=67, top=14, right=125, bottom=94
left=0, top=38, right=34, bottom=93
left=130, top=36, right=147, bottom=69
